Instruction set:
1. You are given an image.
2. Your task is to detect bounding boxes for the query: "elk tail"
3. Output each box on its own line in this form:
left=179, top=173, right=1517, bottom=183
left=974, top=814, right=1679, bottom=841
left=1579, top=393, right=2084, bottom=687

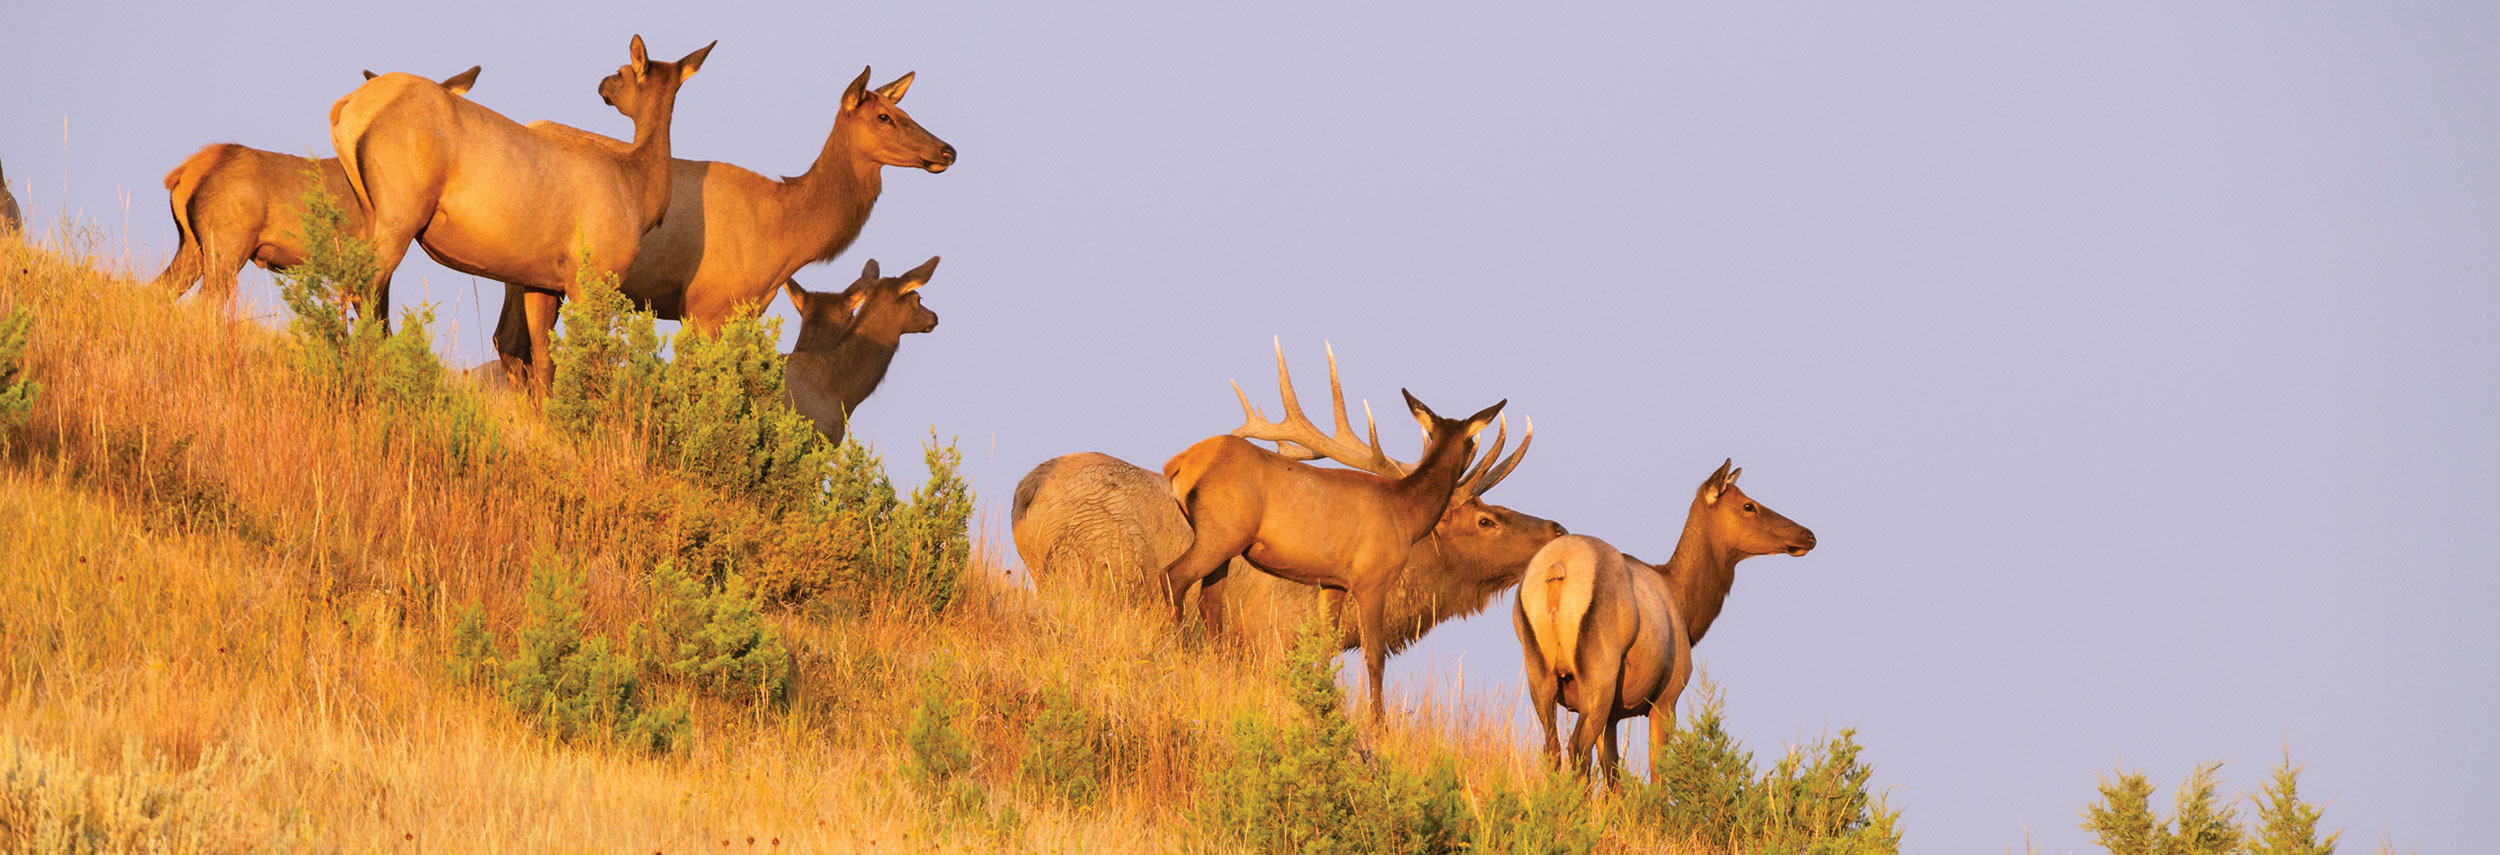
left=150, top=145, right=222, bottom=291
left=1522, top=536, right=1598, bottom=681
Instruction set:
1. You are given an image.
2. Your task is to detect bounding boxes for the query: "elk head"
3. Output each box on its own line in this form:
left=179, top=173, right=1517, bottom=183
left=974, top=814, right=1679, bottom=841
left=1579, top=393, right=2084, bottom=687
left=836, top=67, right=957, bottom=173
left=597, top=35, right=714, bottom=123
left=1695, top=459, right=1816, bottom=557
left=785, top=256, right=941, bottom=353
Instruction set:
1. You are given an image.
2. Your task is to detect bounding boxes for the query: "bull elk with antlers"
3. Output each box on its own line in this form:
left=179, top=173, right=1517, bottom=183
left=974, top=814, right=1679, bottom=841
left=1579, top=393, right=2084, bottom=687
left=1012, top=347, right=1560, bottom=657
left=1160, top=342, right=1510, bottom=722
left=1516, top=460, right=1818, bottom=783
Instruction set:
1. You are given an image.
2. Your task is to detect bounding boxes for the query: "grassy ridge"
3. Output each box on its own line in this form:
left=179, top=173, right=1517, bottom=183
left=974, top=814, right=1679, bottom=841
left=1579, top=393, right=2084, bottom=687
left=0, top=231, right=1902, bottom=854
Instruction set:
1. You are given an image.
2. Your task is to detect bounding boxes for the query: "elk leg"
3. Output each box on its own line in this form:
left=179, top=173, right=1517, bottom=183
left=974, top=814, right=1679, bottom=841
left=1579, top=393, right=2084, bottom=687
left=1515, top=603, right=1565, bottom=764
left=1355, top=585, right=1389, bottom=725
left=1158, top=521, right=1252, bottom=627
left=1194, top=562, right=1232, bottom=633
left=492, top=283, right=535, bottom=390
left=522, top=289, right=564, bottom=399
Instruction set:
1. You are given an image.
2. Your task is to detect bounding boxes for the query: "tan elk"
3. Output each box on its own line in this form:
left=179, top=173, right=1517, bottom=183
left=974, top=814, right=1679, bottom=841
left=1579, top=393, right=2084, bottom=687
left=1161, top=343, right=1507, bottom=722
left=780, top=256, right=942, bottom=445
left=0, top=157, right=20, bottom=235
left=1012, top=442, right=1562, bottom=660
left=488, top=66, right=953, bottom=384
left=154, top=67, right=482, bottom=306
left=329, top=35, right=712, bottom=393
left=1515, top=460, right=1817, bottom=783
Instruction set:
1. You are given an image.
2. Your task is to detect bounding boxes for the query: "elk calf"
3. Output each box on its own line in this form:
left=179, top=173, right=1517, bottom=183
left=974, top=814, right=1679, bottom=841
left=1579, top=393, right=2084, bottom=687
left=782, top=256, right=941, bottom=445
left=1515, top=460, right=1818, bottom=783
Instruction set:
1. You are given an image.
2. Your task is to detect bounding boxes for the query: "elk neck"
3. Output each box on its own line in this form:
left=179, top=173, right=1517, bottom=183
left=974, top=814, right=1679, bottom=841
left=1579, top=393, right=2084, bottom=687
left=789, top=312, right=900, bottom=410
left=779, top=124, right=886, bottom=266
left=1657, top=498, right=1746, bottom=646
left=1388, top=438, right=1471, bottom=539
left=620, top=90, right=681, bottom=228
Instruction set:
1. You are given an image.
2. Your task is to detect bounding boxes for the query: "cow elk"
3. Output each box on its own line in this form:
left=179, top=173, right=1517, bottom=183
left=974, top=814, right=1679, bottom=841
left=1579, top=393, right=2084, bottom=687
left=488, top=66, right=954, bottom=384
left=1514, top=460, right=1817, bottom=783
left=1160, top=342, right=1509, bottom=722
left=153, top=67, right=481, bottom=307
left=1012, top=447, right=1563, bottom=660
left=1, top=157, right=20, bottom=235
left=781, top=256, right=942, bottom=445
left=329, top=35, right=711, bottom=394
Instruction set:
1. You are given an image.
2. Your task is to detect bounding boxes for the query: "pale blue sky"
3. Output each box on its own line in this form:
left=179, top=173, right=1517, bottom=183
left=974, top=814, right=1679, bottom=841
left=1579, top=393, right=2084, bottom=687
left=7, top=3, right=2495, bottom=851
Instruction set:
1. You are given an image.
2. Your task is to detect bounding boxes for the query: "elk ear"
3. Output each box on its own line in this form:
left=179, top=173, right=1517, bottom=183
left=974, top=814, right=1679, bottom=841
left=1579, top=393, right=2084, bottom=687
left=781, top=278, right=809, bottom=311
left=841, top=66, right=874, bottom=111
left=363, top=69, right=378, bottom=81
left=1701, top=458, right=1733, bottom=505
left=842, top=289, right=870, bottom=315
left=629, top=34, right=651, bottom=76
left=676, top=40, right=716, bottom=78
left=440, top=65, right=482, bottom=95
left=1459, top=399, right=1505, bottom=436
left=1403, top=388, right=1440, bottom=435
left=856, top=258, right=882, bottom=284
left=874, top=71, right=916, bottom=103
left=896, top=255, right=940, bottom=295
left=1725, top=466, right=1743, bottom=487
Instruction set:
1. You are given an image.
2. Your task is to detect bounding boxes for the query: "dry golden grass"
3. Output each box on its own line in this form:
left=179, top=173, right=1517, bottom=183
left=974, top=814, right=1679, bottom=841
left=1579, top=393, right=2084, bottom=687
left=0, top=232, right=1626, bottom=854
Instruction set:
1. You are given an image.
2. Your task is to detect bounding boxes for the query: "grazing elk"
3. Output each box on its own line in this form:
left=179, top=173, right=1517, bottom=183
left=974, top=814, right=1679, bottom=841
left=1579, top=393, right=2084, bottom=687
left=781, top=256, right=941, bottom=445
left=0, top=157, right=20, bottom=235
left=153, top=68, right=482, bottom=307
left=1161, top=343, right=1507, bottom=722
left=1515, top=460, right=1817, bottom=783
left=329, top=35, right=711, bottom=393
left=1012, top=444, right=1563, bottom=660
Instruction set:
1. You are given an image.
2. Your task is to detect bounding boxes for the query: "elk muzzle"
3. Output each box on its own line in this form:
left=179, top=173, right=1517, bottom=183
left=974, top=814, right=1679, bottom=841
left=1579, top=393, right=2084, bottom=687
left=923, top=144, right=957, bottom=173
left=1785, top=529, right=1817, bottom=556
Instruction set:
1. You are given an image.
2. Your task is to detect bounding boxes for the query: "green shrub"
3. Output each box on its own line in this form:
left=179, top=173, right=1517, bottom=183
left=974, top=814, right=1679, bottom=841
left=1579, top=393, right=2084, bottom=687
left=653, top=310, right=828, bottom=517
left=639, top=560, right=793, bottom=705
left=1018, top=683, right=1102, bottom=808
left=496, top=555, right=687, bottom=752
left=271, top=169, right=500, bottom=474
left=1199, top=616, right=1476, bottom=855
left=1623, top=679, right=1900, bottom=853
left=445, top=600, right=497, bottom=688
left=1472, top=770, right=1600, bottom=855
left=0, top=306, right=36, bottom=455
left=2082, top=757, right=2336, bottom=855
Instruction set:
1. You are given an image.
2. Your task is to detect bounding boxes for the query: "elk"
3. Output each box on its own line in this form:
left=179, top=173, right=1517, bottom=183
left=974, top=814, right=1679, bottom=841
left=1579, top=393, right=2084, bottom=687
left=1161, top=342, right=1507, bottom=722
left=1515, top=460, right=1817, bottom=783
left=781, top=256, right=941, bottom=445
left=153, top=68, right=482, bottom=306
left=0, top=157, right=20, bottom=235
left=329, top=35, right=712, bottom=393
left=1012, top=445, right=1563, bottom=660
left=487, top=66, right=954, bottom=386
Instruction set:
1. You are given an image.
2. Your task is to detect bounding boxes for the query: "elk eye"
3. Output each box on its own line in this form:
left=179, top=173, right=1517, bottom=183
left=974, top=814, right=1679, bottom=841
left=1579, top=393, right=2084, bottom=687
left=877, top=113, right=893, bottom=124
left=1476, top=516, right=1495, bottom=529
left=1743, top=502, right=1757, bottom=513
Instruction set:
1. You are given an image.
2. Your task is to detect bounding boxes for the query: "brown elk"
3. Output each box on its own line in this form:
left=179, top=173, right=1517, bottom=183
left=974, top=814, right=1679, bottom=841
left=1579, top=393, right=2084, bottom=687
left=0, top=157, right=20, bottom=235
left=329, top=35, right=711, bottom=393
left=487, top=66, right=953, bottom=386
left=780, top=256, right=941, bottom=445
left=153, top=68, right=482, bottom=306
left=1515, top=460, right=1817, bottom=783
left=1161, top=343, right=1508, bottom=722
left=1012, top=446, right=1563, bottom=660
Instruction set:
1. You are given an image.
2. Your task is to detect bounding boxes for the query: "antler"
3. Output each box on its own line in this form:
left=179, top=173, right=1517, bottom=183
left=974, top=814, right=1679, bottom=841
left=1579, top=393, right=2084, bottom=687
left=1231, top=338, right=1409, bottom=478
left=1450, top=414, right=1533, bottom=507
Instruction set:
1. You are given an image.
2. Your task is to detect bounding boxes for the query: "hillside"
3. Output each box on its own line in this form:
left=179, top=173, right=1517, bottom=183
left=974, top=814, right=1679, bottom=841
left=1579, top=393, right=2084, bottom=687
left=0, top=232, right=1897, bottom=854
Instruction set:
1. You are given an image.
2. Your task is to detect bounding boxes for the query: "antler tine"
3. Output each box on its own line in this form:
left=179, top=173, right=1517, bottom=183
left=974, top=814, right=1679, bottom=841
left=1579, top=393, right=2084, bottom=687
left=1233, top=378, right=1321, bottom=461
left=1455, top=415, right=1536, bottom=505
left=1229, top=340, right=1410, bottom=478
